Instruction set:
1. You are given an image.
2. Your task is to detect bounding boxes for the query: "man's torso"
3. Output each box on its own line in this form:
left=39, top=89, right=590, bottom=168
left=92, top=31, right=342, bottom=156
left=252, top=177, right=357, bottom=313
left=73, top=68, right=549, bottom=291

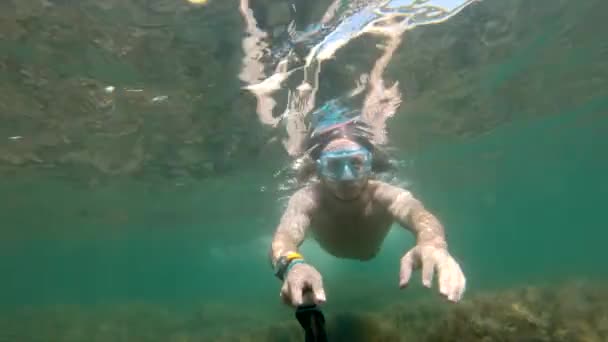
left=307, top=181, right=395, bottom=260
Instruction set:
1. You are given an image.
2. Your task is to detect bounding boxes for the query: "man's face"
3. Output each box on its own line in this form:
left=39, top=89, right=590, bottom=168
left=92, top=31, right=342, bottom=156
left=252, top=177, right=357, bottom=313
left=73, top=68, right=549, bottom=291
left=321, top=175, right=369, bottom=200
left=316, top=138, right=372, bottom=200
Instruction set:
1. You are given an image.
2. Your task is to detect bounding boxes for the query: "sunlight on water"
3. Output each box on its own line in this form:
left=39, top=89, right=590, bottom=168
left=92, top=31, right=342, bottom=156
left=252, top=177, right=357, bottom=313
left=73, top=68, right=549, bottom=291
left=240, top=0, right=479, bottom=161
left=239, top=0, right=479, bottom=200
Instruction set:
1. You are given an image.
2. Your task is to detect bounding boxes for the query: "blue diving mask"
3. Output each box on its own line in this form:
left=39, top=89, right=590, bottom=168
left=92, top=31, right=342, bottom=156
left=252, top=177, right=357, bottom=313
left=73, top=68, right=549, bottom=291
left=316, top=147, right=372, bottom=181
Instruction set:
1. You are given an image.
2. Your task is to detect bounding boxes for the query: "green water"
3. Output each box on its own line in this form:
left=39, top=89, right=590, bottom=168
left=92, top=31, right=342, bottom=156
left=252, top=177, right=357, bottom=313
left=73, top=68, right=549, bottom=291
left=1, top=0, right=607, bottom=340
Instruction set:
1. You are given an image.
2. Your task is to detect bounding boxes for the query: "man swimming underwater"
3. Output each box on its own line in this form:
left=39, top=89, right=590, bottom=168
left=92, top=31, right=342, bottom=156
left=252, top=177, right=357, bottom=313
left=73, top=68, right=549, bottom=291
left=269, top=107, right=466, bottom=308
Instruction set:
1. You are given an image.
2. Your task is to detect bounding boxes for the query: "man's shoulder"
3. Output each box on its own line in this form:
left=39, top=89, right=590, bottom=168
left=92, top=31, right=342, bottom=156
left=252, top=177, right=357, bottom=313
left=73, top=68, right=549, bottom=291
left=289, top=184, right=319, bottom=210
left=369, top=179, right=405, bottom=192
left=292, top=183, right=316, bottom=197
left=369, top=180, right=413, bottom=203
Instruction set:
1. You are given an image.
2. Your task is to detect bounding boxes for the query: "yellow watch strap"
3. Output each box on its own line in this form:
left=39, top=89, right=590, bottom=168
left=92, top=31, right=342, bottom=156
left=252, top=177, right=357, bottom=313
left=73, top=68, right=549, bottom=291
left=285, top=251, right=304, bottom=261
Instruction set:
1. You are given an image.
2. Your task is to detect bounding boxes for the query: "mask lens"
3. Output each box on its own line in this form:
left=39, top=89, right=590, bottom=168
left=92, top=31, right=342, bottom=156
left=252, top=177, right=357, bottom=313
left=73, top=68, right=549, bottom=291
left=326, top=159, right=343, bottom=175
left=318, top=148, right=371, bottom=180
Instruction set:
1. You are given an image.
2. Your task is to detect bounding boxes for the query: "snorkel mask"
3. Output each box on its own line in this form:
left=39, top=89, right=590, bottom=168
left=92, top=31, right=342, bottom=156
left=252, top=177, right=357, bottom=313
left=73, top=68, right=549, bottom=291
left=316, top=145, right=372, bottom=181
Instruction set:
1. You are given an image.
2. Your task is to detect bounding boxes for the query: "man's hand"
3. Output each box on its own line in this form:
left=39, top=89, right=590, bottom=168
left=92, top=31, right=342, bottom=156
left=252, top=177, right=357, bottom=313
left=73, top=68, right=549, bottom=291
left=399, top=244, right=466, bottom=302
left=280, top=263, right=326, bottom=307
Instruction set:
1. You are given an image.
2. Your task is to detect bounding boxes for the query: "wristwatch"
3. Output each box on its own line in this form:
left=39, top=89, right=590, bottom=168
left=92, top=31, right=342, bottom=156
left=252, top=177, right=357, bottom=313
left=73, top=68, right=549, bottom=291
left=274, top=252, right=304, bottom=280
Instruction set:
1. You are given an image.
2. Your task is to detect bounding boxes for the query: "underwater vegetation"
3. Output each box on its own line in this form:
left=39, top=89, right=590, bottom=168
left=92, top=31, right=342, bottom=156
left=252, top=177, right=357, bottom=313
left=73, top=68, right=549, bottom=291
left=1, top=280, right=606, bottom=342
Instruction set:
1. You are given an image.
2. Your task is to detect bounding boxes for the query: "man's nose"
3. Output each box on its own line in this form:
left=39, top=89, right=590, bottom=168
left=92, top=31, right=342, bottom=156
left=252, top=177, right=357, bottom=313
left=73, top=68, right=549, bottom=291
left=341, top=164, right=356, bottom=180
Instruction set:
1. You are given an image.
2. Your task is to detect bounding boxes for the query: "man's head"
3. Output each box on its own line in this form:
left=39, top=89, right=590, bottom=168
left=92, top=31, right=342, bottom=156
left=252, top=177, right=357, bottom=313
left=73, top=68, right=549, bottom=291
left=315, top=137, right=372, bottom=200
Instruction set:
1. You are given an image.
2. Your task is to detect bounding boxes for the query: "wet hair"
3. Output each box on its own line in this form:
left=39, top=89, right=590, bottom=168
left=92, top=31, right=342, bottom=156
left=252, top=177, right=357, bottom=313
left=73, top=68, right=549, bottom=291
left=294, top=118, right=394, bottom=182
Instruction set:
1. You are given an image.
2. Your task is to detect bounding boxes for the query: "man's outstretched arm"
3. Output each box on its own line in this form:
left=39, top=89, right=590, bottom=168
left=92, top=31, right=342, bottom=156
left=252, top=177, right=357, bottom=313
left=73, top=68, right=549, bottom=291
left=269, top=188, right=314, bottom=269
left=374, top=181, right=465, bottom=302
left=269, top=187, right=326, bottom=306
left=375, top=182, right=447, bottom=248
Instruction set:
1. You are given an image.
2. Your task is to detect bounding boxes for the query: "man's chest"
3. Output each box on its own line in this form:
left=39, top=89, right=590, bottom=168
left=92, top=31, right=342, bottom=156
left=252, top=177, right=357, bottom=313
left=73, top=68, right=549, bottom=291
left=308, top=201, right=394, bottom=260
left=311, top=200, right=392, bottom=233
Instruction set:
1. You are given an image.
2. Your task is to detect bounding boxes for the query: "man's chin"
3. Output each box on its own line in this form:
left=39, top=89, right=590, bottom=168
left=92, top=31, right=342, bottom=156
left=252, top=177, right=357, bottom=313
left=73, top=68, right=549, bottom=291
left=336, top=194, right=360, bottom=201
left=322, top=178, right=367, bottom=200
left=334, top=187, right=363, bottom=201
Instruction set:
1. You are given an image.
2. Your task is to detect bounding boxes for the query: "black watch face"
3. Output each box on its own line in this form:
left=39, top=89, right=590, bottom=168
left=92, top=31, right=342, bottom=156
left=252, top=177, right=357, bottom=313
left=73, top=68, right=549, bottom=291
left=275, top=256, right=291, bottom=278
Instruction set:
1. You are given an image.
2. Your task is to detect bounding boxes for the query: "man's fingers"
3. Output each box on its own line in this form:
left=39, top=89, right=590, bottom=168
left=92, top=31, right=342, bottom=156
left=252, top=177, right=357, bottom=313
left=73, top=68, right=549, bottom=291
left=280, top=283, right=287, bottom=296
left=448, top=279, right=460, bottom=302
left=446, top=269, right=459, bottom=301
left=437, top=260, right=451, bottom=298
left=441, top=259, right=465, bottom=302
left=280, top=282, right=290, bottom=304
left=457, top=273, right=467, bottom=301
left=421, top=256, right=435, bottom=288
left=451, top=263, right=466, bottom=302
left=310, top=279, right=326, bottom=304
left=400, top=247, right=467, bottom=303
left=290, top=284, right=303, bottom=307
left=280, top=291, right=292, bottom=306
left=453, top=278, right=463, bottom=302
left=399, top=251, right=414, bottom=288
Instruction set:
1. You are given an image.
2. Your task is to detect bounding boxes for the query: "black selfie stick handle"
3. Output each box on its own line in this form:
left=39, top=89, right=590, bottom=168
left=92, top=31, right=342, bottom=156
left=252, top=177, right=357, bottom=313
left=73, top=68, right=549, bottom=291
left=295, top=291, right=328, bottom=342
